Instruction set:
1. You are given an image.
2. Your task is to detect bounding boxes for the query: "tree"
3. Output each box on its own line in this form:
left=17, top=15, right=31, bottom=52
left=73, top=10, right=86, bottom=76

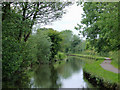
left=37, top=28, right=63, bottom=60
left=2, top=1, right=72, bottom=81
left=2, top=11, right=27, bottom=80
left=2, top=2, right=72, bottom=42
left=75, top=2, right=119, bottom=52
left=28, top=30, right=52, bottom=63
left=46, top=29, right=62, bottom=60
left=60, top=30, right=73, bottom=53
left=60, top=30, right=82, bottom=53
left=71, top=35, right=81, bottom=53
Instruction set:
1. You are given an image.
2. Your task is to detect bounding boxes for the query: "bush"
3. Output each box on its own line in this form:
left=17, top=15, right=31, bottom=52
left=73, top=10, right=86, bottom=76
left=55, top=52, right=67, bottom=60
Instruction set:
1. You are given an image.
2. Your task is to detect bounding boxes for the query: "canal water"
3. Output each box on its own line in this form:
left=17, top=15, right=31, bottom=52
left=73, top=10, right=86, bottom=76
left=29, top=56, right=93, bottom=88
left=3, top=56, right=94, bottom=88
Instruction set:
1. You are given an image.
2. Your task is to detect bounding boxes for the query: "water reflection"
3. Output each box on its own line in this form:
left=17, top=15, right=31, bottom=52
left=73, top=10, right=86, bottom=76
left=3, top=72, right=31, bottom=88
left=57, top=57, right=83, bottom=79
left=49, top=65, right=61, bottom=88
left=60, top=69, right=88, bottom=88
left=3, top=56, right=92, bottom=88
left=30, top=56, right=92, bottom=88
left=31, top=65, right=51, bottom=88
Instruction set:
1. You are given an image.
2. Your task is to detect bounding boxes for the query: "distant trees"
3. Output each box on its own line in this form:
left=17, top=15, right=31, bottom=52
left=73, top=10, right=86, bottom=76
left=60, top=30, right=73, bottom=53
left=37, top=28, right=63, bottom=61
left=75, top=2, right=120, bottom=52
left=28, top=31, right=52, bottom=64
left=71, top=35, right=81, bottom=53
left=60, top=30, right=83, bottom=53
left=46, top=29, right=62, bottom=60
left=36, top=28, right=83, bottom=55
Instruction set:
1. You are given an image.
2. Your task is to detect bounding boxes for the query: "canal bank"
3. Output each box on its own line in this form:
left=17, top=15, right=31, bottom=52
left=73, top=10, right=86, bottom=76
left=83, top=59, right=119, bottom=89
left=83, top=71, right=119, bottom=89
left=68, top=54, right=119, bottom=89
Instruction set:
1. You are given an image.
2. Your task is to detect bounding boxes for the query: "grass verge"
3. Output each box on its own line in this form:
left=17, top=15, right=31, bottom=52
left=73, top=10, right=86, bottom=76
left=83, top=59, right=118, bottom=84
left=111, top=60, right=118, bottom=69
left=71, top=54, right=105, bottom=60
left=70, top=54, right=119, bottom=84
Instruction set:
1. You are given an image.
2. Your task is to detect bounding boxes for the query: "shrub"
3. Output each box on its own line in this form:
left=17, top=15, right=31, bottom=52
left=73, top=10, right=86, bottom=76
left=55, top=52, right=67, bottom=60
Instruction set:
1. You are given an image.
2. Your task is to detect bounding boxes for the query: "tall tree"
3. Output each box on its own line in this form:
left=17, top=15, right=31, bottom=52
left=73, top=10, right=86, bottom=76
left=75, top=2, right=119, bottom=52
left=37, top=28, right=63, bottom=61
left=46, top=29, right=62, bottom=60
left=2, top=2, right=72, bottom=41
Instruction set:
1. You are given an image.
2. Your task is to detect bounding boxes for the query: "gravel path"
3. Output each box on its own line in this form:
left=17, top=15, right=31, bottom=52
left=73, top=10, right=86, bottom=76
left=100, top=58, right=120, bottom=73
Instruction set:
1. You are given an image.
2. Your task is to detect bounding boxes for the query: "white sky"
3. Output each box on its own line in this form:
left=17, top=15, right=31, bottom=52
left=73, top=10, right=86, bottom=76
left=33, top=2, right=85, bottom=39
left=42, top=3, right=83, bottom=34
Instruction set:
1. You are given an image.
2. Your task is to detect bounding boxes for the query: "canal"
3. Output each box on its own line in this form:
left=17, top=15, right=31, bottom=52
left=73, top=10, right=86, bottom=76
left=30, top=56, right=93, bottom=88
left=3, top=56, right=94, bottom=88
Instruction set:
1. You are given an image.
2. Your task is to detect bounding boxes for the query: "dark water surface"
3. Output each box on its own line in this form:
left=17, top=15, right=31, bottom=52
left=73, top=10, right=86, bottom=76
left=3, top=56, right=93, bottom=88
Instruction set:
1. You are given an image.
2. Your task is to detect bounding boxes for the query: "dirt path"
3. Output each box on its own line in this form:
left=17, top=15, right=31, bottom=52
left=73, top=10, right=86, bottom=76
left=100, top=58, right=120, bottom=73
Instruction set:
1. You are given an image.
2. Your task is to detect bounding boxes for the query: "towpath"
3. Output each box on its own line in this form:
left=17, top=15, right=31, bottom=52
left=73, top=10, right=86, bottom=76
left=100, top=58, right=120, bottom=73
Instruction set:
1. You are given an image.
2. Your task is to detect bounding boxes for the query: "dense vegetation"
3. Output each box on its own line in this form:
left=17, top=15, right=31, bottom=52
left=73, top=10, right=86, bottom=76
left=75, top=2, right=119, bottom=67
left=2, top=2, right=72, bottom=82
left=2, top=2, right=119, bottom=88
left=2, top=1, right=82, bottom=83
left=74, top=2, right=119, bottom=87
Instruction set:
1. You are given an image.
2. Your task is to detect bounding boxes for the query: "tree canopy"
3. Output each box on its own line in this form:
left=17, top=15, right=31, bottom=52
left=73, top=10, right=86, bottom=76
left=2, top=2, right=72, bottom=41
left=75, top=2, right=119, bottom=52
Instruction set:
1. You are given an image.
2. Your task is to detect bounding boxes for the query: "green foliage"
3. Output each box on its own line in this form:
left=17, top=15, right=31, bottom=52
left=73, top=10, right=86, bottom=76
left=28, top=31, right=52, bottom=63
left=83, top=59, right=118, bottom=84
left=73, top=53, right=105, bottom=61
left=12, top=2, right=72, bottom=25
left=76, top=2, right=120, bottom=52
left=2, top=2, right=72, bottom=41
left=80, top=50, right=97, bottom=55
left=2, top=11, right=31, bottom=79
left=2, top=2, right=73, bottom=87
left=55, top=52, right=67, bottom=60
left=60, top=30, right=83, bottom=53
left=46, top=29, right=62, bottom=60
left=109, top=51, right=119, bottom=69
left=85, top=40, right=93, bottom=50
left=70, top=35, right=81, bottom=53
left=60, top=30, right=73, bottom=53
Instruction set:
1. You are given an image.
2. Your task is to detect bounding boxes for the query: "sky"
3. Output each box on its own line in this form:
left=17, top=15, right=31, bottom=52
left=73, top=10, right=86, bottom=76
left=33, top=2, right=85, bottom=39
